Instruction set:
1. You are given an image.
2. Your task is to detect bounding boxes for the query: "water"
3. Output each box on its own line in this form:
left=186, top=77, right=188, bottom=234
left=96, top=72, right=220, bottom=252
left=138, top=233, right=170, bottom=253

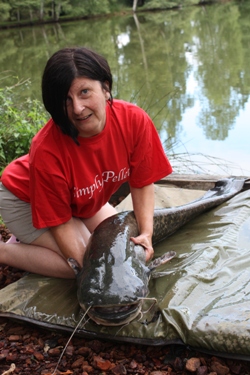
left=0, top=2, right=249, bottom=176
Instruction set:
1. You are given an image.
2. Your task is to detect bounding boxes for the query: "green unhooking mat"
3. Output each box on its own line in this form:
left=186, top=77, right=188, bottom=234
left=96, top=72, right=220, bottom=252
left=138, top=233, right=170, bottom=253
left=0, top=189, right=250, bottom=359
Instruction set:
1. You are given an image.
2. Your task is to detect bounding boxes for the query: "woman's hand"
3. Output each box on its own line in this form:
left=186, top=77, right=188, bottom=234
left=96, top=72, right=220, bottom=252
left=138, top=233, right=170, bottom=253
left=130, top=233, right=154, bottom=262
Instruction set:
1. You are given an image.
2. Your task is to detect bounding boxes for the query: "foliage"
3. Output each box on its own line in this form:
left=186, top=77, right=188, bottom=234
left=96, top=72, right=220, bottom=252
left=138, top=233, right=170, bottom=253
left=0, top=0, right=219, bottom=23
left=0, top=2, right=11, bottom=22
left=143, top=0, right=207, bottom=10
left=0, top=79, right=48, bottom=173
left=0, top=0, right=120, bottom=22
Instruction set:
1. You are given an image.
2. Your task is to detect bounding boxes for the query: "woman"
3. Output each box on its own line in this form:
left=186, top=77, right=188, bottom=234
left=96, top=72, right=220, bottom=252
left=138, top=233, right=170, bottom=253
left=0, top=47, right=172, bottom=278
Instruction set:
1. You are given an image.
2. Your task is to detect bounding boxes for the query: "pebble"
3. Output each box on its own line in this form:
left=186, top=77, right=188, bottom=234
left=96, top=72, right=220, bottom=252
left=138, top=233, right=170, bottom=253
left=33, top=351, right=44, bottom=361
left=210, top=361, right=230, bottom=375
left=186, top=357, right=201, bottom=372
left=111, top=363, right=127, bottom=374
left=92, top=355, right=112, bottom=371
left=197, top=365, right=208, bottom=375
left=8, top=335, right=20, bottom=341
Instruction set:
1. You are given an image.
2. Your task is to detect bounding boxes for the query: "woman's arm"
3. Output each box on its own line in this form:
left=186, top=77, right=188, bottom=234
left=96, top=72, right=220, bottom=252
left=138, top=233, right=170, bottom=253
left=49, top=202, right=117, bottom=268
left=50, top=217, right=91, bottom=267
left=130, top=183, right=155, bottom=261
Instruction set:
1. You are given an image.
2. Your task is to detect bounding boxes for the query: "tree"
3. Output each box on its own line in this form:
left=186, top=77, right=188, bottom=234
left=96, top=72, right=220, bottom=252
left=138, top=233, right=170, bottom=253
left=131, top=0, right=145, bottom=12
left=0, top=1, right=11, bottom=21
left=39, top=0, right=44, bottom=20
left=133, top=0, right=138, bottom=12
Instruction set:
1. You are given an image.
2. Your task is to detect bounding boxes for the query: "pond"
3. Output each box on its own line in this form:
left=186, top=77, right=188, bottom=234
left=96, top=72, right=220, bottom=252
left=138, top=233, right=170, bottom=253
left=0, top=1, right=250, bottom=176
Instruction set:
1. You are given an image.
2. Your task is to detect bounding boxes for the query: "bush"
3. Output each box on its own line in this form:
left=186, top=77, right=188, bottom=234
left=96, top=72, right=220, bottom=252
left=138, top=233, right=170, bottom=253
left=0, top=80, right=48, bottom=174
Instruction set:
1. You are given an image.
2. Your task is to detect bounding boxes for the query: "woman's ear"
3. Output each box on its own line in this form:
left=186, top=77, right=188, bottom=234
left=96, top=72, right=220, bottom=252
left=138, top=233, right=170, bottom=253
left=105, top=91, right=111, bottom=100
left=102, top=81, right=110, bottom=99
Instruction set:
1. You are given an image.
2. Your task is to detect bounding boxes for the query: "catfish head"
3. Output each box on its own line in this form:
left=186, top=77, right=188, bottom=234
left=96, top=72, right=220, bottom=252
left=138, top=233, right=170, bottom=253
left=68, top=211, right=175, bottom=326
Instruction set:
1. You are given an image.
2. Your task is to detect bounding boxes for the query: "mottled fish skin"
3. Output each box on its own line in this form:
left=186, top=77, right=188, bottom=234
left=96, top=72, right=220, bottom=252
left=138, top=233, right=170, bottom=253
left=152, top=178, right=245, bottom=244
left=75, top=178, right=245, bottom=325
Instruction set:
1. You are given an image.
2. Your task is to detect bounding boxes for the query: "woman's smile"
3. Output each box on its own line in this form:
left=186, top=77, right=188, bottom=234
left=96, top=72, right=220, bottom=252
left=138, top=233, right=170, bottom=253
left=76, top=113, right=92, bottom=122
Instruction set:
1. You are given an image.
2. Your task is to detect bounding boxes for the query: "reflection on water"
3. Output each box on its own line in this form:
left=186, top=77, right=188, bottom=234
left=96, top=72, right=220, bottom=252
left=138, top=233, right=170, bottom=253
left=0, top=2, right=250, bottom=175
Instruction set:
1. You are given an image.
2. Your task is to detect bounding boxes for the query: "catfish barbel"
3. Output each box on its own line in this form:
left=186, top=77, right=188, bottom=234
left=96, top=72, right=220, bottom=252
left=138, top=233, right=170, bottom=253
left=68, top=178, right=245, bottom=326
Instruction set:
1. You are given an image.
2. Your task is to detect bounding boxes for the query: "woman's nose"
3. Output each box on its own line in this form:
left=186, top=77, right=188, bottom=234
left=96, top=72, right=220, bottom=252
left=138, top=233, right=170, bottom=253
left=72, top=98, right=85, bottom=114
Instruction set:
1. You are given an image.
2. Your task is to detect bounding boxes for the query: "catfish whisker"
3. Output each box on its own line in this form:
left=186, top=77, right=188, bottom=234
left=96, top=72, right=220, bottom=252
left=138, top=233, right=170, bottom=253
left=52, top=305, right=91, bottom=375
left=114, top=320, right=131, bottom=336
left=114, top=306, right=142, bottom=336
left=139, top=297, right=157, bottom=314
left=136, top=310, right=144, bottom=322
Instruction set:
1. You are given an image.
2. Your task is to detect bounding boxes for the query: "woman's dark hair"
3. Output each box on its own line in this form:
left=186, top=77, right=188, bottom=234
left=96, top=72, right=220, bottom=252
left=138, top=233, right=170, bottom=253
left=42, top=47, right=113, bottom=143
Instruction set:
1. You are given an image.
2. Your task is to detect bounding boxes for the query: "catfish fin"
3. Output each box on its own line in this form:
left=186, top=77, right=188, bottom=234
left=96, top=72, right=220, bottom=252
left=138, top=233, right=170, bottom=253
left=148, top=250, right=176, bottom=271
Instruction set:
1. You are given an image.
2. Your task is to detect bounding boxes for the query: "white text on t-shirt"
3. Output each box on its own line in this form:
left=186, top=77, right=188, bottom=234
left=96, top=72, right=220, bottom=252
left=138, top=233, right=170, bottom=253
left=73, top=167, right=130, bottom=199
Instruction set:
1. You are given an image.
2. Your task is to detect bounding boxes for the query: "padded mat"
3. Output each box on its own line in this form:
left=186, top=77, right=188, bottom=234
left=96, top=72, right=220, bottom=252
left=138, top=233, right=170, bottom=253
left=0, top=189, right=250, bottom=359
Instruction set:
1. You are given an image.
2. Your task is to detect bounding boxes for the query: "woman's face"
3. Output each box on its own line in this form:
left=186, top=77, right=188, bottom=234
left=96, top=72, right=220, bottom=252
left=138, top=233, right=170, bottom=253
left=66, top=77, right=110, bottom=138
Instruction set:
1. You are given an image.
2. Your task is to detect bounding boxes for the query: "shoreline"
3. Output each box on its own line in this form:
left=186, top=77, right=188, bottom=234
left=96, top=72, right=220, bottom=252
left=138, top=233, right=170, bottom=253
left=0, top=1, right=219, bottom=30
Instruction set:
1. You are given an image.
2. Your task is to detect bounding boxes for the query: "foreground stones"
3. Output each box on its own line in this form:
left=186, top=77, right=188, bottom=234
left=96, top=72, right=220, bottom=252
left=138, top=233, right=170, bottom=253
left=0, top=315, right=250, bottom=375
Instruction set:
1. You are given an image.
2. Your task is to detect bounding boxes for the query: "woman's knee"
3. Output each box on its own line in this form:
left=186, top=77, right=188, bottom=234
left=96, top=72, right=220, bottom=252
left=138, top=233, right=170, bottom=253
left=83, top=203, right=117, bottom=233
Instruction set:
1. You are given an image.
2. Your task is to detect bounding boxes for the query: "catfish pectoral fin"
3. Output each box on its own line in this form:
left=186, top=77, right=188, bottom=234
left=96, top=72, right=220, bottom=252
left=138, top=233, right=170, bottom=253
left=148, top=250, right=176, bottom=271
left=67, top=257, right=81, bottom=276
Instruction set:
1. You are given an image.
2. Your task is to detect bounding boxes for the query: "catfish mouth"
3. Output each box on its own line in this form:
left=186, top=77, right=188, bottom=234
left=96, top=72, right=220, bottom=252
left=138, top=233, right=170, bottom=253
left=82, top=301, right=143, bottom=326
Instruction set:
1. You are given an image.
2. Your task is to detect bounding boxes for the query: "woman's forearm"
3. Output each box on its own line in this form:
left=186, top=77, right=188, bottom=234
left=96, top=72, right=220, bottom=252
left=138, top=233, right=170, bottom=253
left=130, top=183, right=154, bottom=235
left=130, top=183, right=155, bottom=261
left=50, top=217, right=91, bottom=267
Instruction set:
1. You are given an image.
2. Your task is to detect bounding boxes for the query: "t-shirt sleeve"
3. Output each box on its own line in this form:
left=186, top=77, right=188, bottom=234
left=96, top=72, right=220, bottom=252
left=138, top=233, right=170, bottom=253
left=128, top=112, right=172, bottom=188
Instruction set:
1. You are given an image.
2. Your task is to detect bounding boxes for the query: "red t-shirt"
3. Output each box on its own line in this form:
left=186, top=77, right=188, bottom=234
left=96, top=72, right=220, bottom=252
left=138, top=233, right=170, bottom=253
left=2, top=100, right=172, bottom=229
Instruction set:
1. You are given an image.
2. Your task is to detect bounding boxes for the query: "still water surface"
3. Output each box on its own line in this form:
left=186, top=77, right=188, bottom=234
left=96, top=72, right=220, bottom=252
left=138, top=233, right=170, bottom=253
left=0, top=2, right=250, bottom=176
